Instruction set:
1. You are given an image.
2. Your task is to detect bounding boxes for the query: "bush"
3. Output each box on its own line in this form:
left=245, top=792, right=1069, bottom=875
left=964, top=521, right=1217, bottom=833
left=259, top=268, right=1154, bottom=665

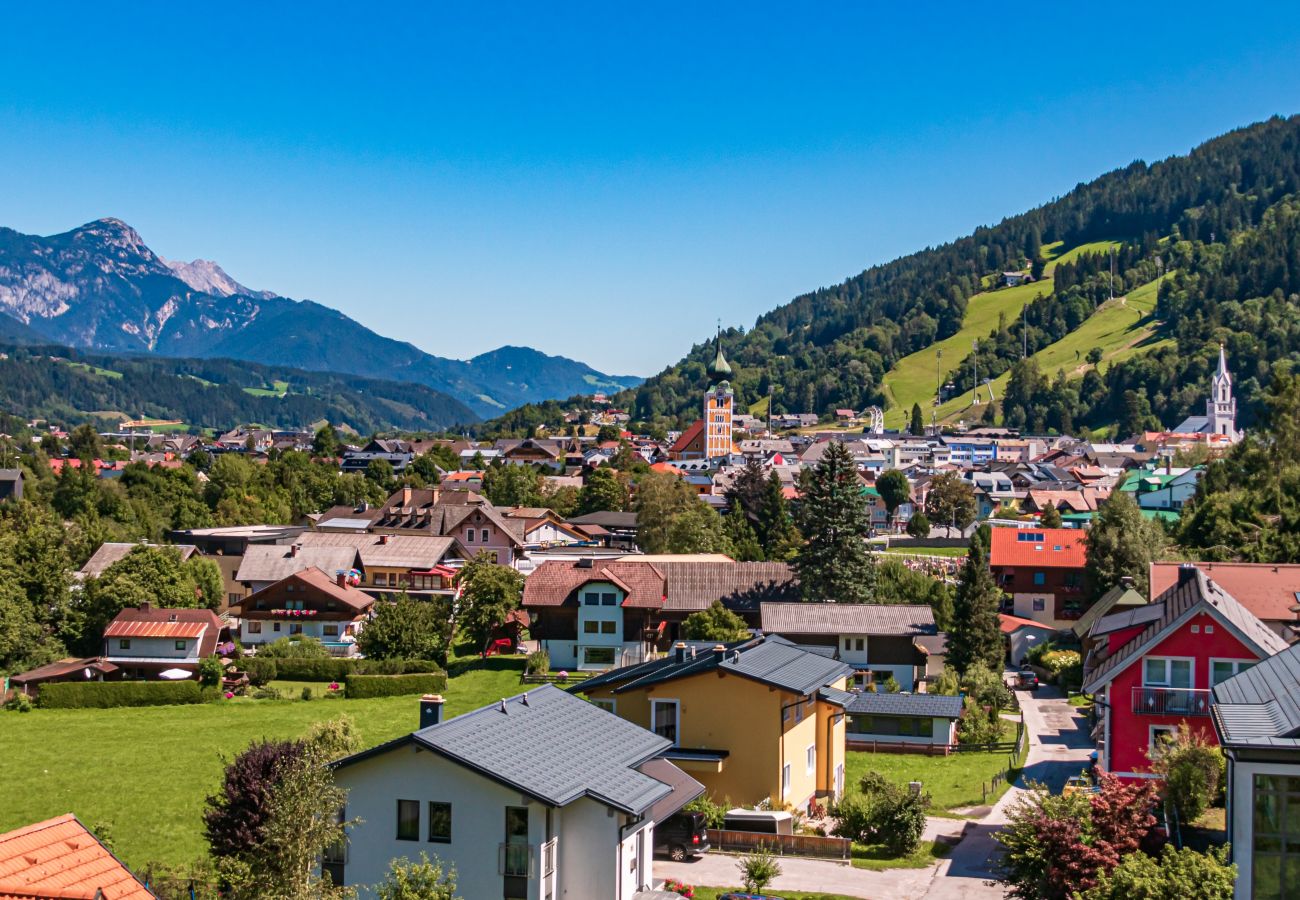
left=271, top=657, right=354, bottom=682
left=344, top=672, right=448, bottom=699
left=199, top=656, right=225, bottom=688
left=832, top=771, right=929, bottom=855
left=301, top=687, right=313, bottom=701
left=957, top=696, right=1003, bottom=745
left=1148, top=723, right=1225, bottom=824
left=684, top=794, right=728, bottom=829
left=252, top=686, right=283, bottom=700
left=242, top=657, right=277, bottom=686
left=1040, top=649, right=1081, bottom=675
left=245, top=656, right=444, bottom=683
left=4, top=693, right=33, bottom=712
left=40, top=680, right=203, bottom=709
left=255, top=637, right=332, bottom=659
left=1083, top=844, right=1235, bottom=899
left=962, top=663, right=1013, bottom=710
left=526, top=649, right=550, bottom=675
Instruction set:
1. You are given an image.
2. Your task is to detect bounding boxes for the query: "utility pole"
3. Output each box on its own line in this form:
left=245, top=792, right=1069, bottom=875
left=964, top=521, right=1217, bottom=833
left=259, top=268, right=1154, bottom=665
left=972, top=339, right=979, bottom=406
left=1022, top=301, right=1028, bottom=358
left=936, top=349, right=942, bottom=404
left=1108, top=248, right=1115, bottom=302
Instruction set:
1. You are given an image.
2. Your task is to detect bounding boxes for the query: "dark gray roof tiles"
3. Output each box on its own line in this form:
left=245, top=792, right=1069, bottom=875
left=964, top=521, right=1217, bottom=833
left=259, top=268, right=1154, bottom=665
left=1088, top=603, right=1167, bottom=637
left=818, top=686, right=857, bottom=707
left=845, top=691, right=964, bottom=719
left=1212, top=642, right=1300, bottom=749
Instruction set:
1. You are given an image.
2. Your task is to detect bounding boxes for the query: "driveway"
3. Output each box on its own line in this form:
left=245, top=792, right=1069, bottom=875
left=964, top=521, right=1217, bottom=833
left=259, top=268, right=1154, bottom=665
left=656, top=686, right=1093, bottom=900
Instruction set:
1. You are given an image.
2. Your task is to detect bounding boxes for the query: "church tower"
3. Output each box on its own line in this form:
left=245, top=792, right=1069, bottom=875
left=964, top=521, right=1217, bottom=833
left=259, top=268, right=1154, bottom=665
left=704, top=328, right=735, bottom=459
left=1206, top=344, right=1238, bottom=439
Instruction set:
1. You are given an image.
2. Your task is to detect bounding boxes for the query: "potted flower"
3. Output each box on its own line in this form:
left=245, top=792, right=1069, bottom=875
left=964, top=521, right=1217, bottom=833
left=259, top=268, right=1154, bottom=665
left=557, top=670, right=569, bottom=683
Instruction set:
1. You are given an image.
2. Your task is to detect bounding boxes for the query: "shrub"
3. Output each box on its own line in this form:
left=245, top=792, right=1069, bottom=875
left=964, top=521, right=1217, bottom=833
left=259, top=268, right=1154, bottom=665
left=832, top=771, right=930, bottom=855
left=526, top=649, right=550, bottom=675
left=300, top=687, right=313, bottom=701
left=4, top=693, right=33, bottom=712
left=252, top=687, right=283, bottom=700
left=344, top=672, right=448, bottom=699
left=199, top=656, right=225, bottom=688
left=40, top=680, right=203, bottom=709
left=255, top=637, right=332, bottom=659
left=242, top=657, right=277, bottom=686
left=738, top=845, right=781, bottom=893
left=683, top=794, right=728, bottom=829
left=1082, top=844, right=1235, bottom=899
left=1148, top=723, right=1226, bottom=824
left=958, top=696, right=1003, bottom=745
left=271, top=657, right=354, bottom=682
left=962, top=662, right=1013, bottom=710
left=1041, top=650, right=1082, bottom=675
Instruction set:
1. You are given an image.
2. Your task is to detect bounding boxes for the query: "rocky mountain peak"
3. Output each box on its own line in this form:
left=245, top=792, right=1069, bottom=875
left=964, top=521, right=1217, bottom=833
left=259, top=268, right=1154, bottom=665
left=162, top=257, right=277, bottom=299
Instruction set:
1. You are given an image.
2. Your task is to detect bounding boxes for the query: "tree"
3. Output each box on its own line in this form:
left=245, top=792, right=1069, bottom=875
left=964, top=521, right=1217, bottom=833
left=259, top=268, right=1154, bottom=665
left=204, top=737, right=305, bottom=859
left=906, top=511, right=930, bottom=539
left=356, top=595, right=454, bottom=665
left=1085, top=490, right=1165, bottom=600
left=68, top=423, right=103, bottom=461
left=1083, top=844, right=1234, bottom=900
left=596, top=424, right=622, bottom=443
left=1039, top=501, right=1063, bottom=528
left=876, top=558, right=954, bottom=629
left=635, top=470, right=699, bottom=554
left=722, top=508, right=764, bottom=561
left=832, top=771, right=929, bottom=856
left=483, top=463, right=544, bottom=508
left=312, top=424, right=340, bottom=458
left=756, top=471, right=799, bottom=560
left=924, top=471, right=978, bottom=533
left=1147, top=722, right=1225, bottom=825
left=874, top=469, right=912, bottom=529
left=910, top=403, right=925, bottom=436
left=666, top=501, right=733, bottom=555
left=577, top=466, right=628, bottom=514
left=681, top=600, right=751, bottom=642
left=1086, top=347, right=1104, bottom=366
left=375, top=853, right=460, bottom=900
left=455, top=552, right=524, bottom=649
left=409, top=452, right=444, bottom=485
left=738, top=846, right=781, bottom=894
left=366, top=458, right=396, bottom=491
left=794, top=441, right=877, bottom=603
left=724, top=460, right=769, bottom=528
left=947, top=526, right=1005, bottom=674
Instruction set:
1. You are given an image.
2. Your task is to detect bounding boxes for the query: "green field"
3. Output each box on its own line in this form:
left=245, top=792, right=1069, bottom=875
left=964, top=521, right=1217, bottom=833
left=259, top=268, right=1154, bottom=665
left=0, top=659, right=527, bottom=870
left=878, top=546, right=968, bottom=558
left=880, top=241, right=1123, bottom=427
left=242, top=379, right=291, bottom=398
left=63, top=360, right=125, bottom=380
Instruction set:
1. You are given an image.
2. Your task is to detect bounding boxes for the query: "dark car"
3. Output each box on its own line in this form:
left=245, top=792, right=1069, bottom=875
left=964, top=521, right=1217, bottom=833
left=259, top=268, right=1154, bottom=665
left=654, top=811, right=710, bottom=861
left=1016, top=668, right=1039, bottom=691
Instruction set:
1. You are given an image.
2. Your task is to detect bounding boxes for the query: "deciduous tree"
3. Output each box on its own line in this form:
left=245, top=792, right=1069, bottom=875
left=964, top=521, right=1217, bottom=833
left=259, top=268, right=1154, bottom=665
left=681, top=600, right=751, bottom=642
left=874, top=469, right=912, bottom=529
left=924, top=471, right=978, bottom=533
left=455, top=552, right=525, bottom=649
left=356, top=595, right=453, bottom=665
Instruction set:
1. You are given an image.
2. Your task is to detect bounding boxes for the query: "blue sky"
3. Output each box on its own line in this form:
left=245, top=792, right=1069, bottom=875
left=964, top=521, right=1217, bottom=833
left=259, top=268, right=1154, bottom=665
left=2, top=4, right=1300, bottom=376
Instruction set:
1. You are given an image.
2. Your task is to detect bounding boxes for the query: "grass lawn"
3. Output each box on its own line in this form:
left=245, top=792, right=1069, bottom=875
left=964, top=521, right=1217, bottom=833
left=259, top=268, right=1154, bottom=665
left=844, top=729, right=1024, bottom=816
left=851, top=839, right=950, bottom=870
left=691, top=889, right=869, bottom=900
left=878, top=546, right=967, bottom=558
left=64, top=360, right=125, bottom=379
left=0, top=658, right=527, bottom=871
left=1067, top=694, right=1093, bottom=708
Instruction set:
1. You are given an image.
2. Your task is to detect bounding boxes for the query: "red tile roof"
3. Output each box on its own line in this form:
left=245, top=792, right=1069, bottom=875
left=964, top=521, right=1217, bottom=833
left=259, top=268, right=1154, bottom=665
left=522, top=560, right=667, bottom=608
left=102, top=620, right=208, bottom=640
left=988, top=527, right=1087, bottom=569
left=101, top=606, right=225, bottom=657
left=0, top=814, right=152, bottom=899
left=1150, top=561, right=1300, bottom=625
left=999, top=613, right=1054, bottom=634
left=669, top=419, right=704, bottom=455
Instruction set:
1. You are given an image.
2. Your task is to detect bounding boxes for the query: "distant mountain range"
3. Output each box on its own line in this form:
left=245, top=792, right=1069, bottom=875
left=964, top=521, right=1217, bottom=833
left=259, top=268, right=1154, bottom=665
left=0, top=219, right=640, bottom=417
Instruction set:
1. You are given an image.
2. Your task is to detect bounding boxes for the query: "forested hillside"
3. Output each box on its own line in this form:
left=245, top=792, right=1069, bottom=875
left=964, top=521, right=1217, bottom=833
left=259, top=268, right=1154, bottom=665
left=0, top=344, right=478, bottom=433
left=480, top=115, right=1300, bottom=437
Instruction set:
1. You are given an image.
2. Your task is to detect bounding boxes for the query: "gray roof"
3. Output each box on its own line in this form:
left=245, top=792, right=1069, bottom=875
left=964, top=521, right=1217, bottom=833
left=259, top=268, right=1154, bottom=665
left=638, top=758, right=707, bottom=824
left=79, top=542, right=198, bottom=579
left=845, top=691, right=965, bottom=719
left=1084, top=568, right=1288, bottom=693
left=1088, top=603, right=1167, bottom=637
left=399, top=685, right=675, bottom=813
left=1213, top=642, right=1300, bottom=749
left=576, top=634, right=852, bottom=697
left=760, top=602, right=936, bottom=636
left=818, top=686, right=857, bottom=707
left=235, top=544, right=358, bottom=583
left=1073, top=585, right=1148, bottom=638
left=299, top=532, right=455, bottom=569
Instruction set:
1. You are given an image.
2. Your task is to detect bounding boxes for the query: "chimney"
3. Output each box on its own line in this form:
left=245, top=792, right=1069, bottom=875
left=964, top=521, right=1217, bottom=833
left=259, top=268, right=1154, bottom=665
left=402, top=486, right=413, bottom=505
left=674, top=641, right=687, bottom=663
left=139, top=601, right=151, bottom=613
left=713, top=644, right=726, bottom=663
left=1119, top=576, right=1134, bottom=589
left=290, top=543, right=300, bottom=558
left=419, top=694, right=445, bottom=729
left=379, top=534, right=390, bottom=545
left=577, top=557, right=594, bottom=569
left=1177, top=563, right=1198, bottom=586
left=336, top=571, right=347, bottom=588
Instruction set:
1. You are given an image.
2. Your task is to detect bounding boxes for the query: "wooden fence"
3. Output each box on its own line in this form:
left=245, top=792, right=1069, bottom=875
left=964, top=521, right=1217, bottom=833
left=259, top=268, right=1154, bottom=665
left=706, top=829, right=851, bottom=860
left=980, top=721, right=1029, bottom=803
left=847, top=721, right=1023, bottom=757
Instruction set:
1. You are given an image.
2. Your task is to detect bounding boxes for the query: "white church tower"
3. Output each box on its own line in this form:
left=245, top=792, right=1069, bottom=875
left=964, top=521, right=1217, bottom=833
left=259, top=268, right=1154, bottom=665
left=1206, top=344, right=1238, bottom=439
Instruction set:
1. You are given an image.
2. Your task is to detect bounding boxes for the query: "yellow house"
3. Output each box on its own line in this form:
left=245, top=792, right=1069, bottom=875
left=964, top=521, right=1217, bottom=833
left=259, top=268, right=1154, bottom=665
left=576, top=636, right=854, bottom=813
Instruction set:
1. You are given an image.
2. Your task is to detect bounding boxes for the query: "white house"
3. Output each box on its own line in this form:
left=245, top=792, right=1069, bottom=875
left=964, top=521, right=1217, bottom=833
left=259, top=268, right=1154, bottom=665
left=844, top=691, right=963, bottom=747
left=100, top=603, right=225, bottom=680
left=330, top=687, right=703, bottom=900
left=229, top=567, right=373, bottom=656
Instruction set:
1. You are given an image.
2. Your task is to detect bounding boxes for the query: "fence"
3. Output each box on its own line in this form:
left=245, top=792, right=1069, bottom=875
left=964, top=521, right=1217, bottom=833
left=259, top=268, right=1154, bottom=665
left=706, top=829, right=851, bottom=860
left=980, top=721, right=1029, bottom=803
left=847, top=720, right=1024, bottom=757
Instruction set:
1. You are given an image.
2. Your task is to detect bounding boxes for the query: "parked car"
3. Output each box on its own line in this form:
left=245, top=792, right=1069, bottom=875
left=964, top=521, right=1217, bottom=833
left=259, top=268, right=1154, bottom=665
left=1016, top=668, right=1039, bottom=691
left=1063, top=774, right=1098, bottom=797
left=654, top=811, right=710, bottom=861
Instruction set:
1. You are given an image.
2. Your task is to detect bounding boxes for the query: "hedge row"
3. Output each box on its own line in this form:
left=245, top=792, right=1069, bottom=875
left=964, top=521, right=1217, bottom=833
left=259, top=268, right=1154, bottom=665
left=242, top=657, right=442, bottom=685
left=40, top=680, right=206, bottom=709
left=344, top=672, right=448, bottom=699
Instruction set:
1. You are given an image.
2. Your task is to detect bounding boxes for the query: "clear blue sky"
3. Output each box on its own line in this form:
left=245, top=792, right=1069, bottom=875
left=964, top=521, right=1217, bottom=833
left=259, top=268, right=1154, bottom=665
left=2, top=4, right=1299, bottom=376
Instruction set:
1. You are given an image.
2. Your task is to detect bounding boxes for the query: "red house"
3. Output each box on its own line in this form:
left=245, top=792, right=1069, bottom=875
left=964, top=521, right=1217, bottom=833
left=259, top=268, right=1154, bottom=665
left=1083, top=565, right=1287, bottom=779
left=987, top=527, right=1089, bottom=627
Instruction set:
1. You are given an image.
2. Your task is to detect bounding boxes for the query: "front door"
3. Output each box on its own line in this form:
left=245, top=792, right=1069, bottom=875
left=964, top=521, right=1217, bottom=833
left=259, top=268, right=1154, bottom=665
left=503, top=806, right=529, bottom=899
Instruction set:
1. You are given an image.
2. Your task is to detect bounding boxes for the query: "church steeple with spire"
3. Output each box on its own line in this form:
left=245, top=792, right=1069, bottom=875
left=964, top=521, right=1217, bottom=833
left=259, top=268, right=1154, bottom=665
left=704, top=324, right=736, bottom=459
left=1206, top=344, right=1238, bottom=439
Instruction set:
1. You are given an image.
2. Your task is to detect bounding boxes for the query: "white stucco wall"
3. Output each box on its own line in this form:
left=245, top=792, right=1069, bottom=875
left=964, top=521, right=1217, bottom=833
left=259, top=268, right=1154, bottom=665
left=105, top=635, right=200, bottom=659
left=846, top=716, right=955, bottom=745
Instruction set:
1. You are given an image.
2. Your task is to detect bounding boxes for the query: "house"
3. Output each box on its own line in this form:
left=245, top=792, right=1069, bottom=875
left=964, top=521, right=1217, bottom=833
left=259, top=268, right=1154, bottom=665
left=0, top=814, right=152, bottom=899
left=76, top=541, right=199, bottom=582
left=166, top=524, right=306, bottom=611
left=8, top=657, right=120, bottom=698
left=102, top=603, right=226, bottom=680
left=229, top=568, right=374, bottom=657
left=297, top=532, right=458, bottom=598
left=330, top=688, right=703, bottom=900
left=500, top=507, right=591, bottom=547
left=758, top=602, right=938, bottom=691
left=1000, top=271, right=1029, bottom=287
left=1151, top=561, right=1300, bottom=641
left=988, top=527, right=1090, bottom=626
left=844, top=691, right=964, bottom=750
left=235, top=542, right=360, bottom=595
left=1210, top=640, right=1300, bottom=900
left=352, top=488, right=528, bottom=567
left=1074, top=579, right=1147, bottom=665
left=576, top=636, right=853, bottom=812
left=567, top=511, right=639, bottom=549
left=1117, top=465, right=1203, bottom=513
left=0, top=468, right=22, bottom=504
left=1083, top=565, right=1288, bottom=779
left=1000, top=613, right=1058, bottom=667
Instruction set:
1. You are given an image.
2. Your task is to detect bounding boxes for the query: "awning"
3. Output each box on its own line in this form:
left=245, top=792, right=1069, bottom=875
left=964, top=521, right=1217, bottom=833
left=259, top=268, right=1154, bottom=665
left=158, top=668, right=193, bottom=680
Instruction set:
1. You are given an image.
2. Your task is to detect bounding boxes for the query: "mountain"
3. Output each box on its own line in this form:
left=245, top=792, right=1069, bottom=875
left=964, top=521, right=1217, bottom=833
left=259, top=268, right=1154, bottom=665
left=0, top=342, right=477, bottom=433
left=477, top=114, right=1300, bottom=438
left=0, top=219, right=640, bottom=416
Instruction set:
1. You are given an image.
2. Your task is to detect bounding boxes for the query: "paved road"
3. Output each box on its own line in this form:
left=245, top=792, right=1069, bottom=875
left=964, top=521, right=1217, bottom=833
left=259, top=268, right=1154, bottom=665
left=656, top=686, right=1093, bottom=900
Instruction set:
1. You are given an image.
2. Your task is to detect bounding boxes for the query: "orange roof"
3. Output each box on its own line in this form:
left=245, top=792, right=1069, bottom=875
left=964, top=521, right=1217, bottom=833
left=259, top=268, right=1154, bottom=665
left=649, top=462, right=685, bottom=476
left=0, top=814, right=152, bottom=899
left=1151, top=561, right=1300, bottom=624
left=102, top=620, right=207, bottom=640
left=988, top=527, right=1087, bottom=569
left=669, top=419, right=704, bottom=454
left=999, top=613, right=1054, bottom=634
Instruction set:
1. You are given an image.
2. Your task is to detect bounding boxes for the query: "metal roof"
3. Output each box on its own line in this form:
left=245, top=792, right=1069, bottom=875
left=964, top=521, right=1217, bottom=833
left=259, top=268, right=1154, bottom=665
left=235, top=544, right=358, bottom=583
left=1212, top=642, right=1300, bottom=749
left=1088, top=603, right=1167, bottom=636
left=844, top=691, right=965, bottom=719
left=760, top=602, right=936, bottom=636
left=817, top=686, right=857, bottom=707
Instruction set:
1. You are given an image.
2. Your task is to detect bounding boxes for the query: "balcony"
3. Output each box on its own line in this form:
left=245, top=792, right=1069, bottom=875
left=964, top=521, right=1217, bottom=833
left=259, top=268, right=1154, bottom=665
left=1131, top=686, right=1211, bottom=716
left=498, top=838, right=556, bottom=878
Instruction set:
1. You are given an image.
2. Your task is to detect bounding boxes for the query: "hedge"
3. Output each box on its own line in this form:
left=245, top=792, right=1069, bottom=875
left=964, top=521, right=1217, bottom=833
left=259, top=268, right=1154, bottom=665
left=40, top=680, right=204, bottom=709
left=243, top=657, right=443, bottom=683
left=345, top=672, right=447, bottom=699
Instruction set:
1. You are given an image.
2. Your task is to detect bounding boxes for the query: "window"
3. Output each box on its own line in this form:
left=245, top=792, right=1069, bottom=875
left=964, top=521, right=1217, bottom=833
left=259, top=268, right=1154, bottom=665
left=1017, top=532, right=1045, bottom=542
left=583, top=621, right=599, bottom=634
left=1211, top=660, right=1256, bottom=685
left=806, top=744, right=816, bottom=776
left=465, top=529, right=474, bottom=543
left=590, top=698, right=616, bottom=714
left=583, top=646, right=615, bottom=667
left=118, top=639, right=130, bottom=650
left=1252, top=774, right=1300, bottom=898
left=1033, top=598, right=1046, bottom=612
left=247, top=621, right=262, bottom=634
left=782, top=763, right=791, bottom=795
left=600, top=620, right=617, bottom=635
left=652, top=700, right=679, bottom=745
left=290, top=623, right=303, bottom=635
left=1143, top=657, right=1192, bottom=688
left=481, top=529, right=489, bottom=543
left=855, top=638, right=865, bottom=652
left=601, top=592, right=617, bottom=606
left=427, top=802, right=451, bottom=843
left=1149, top=725, right=1177, bottom=755
left=842, top=638, right=850, bottom=651
left=323, top=624, right=339, bottom=638
left=584, top=592, right=599, bottom=606
left=1033, top=572, right=1046, bottom=586
left=175, top=640, right=186, bottom=651
left=396, top=800, right=419, bottom=841
left=273, top=622, right=281, bottom=632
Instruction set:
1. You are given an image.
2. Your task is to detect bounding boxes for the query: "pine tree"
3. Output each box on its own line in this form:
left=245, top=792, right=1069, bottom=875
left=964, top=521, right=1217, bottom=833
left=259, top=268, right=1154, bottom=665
left=756, top=471, right=799, bottom=559
left=794, top=441, right=876, bottom=603
left=724, top=459, right=769, bottom=528
left=948, top=525, right=1005, bottom=674
left=723, top=506, right=765, bottom=561
left=910, top=403, right=925, bottom=436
